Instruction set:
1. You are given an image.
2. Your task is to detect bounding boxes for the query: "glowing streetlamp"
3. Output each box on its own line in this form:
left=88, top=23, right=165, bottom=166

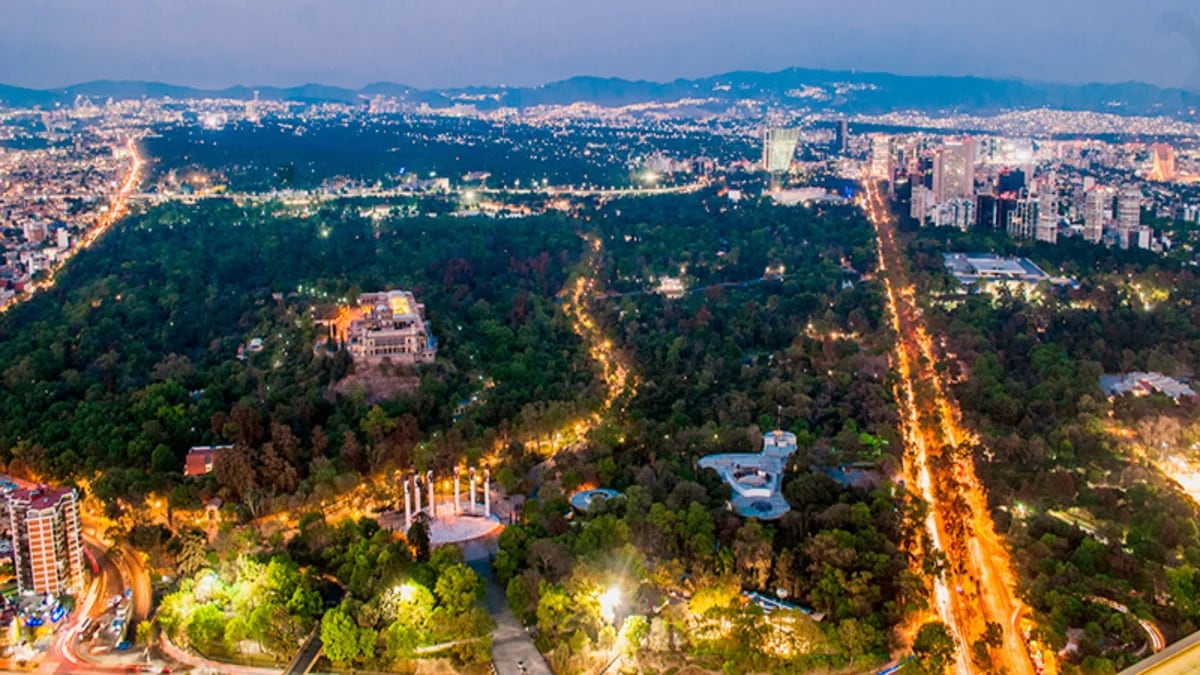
left=599, top=586, right=621, bottom=624
left=394, top=583, right=417, bottom=603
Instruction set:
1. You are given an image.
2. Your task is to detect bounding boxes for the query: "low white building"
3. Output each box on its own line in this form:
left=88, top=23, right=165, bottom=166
left=699, top=430, right=797, bottom=520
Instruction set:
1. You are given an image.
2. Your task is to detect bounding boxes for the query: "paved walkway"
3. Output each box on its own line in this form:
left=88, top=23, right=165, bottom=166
left=467, top=557, right=551, bottom=675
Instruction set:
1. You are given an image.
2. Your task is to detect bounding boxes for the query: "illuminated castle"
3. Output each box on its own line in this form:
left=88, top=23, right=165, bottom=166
left=347, top=290, right=437, bottom=363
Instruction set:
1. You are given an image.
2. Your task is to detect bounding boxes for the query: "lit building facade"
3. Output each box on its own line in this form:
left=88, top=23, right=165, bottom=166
left=870, top=135, right=893, bottom=181
left=1117, top=187, right=1142, bottom=232
left=1037, top=193, right=1058, bottom=244
left=7, top=487, right=84, bottom=596
left=347, top=290, right=437, bottom=363
left=933, top=140, right=976, bottom=202
left=1005, top=197, right=1039, bottom=240
left=1150, top=143, right=1176, bottom=182
left=1084, top=186, right=1114, bottom=244
left=761, top=128, right=801, bottom=173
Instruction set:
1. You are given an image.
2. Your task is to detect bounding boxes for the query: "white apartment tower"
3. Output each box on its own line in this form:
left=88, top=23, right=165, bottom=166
left=933, top=140, right=976, bottom=202
left=870, top=135, right=893, bottom=182
left=1084, top=186, right=1113, bottom=244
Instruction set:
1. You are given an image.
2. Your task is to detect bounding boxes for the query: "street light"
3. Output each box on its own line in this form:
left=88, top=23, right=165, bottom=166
left=599, top=586, right=620, bottom=624
left=394, top=583, right=417, bottom=603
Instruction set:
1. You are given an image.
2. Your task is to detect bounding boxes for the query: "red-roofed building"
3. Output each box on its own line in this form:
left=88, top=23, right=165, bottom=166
left=184, top=445, right=231, bottom=477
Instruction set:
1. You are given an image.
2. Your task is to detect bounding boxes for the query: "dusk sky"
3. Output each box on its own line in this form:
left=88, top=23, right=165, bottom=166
left=4, top=0, right=1200, bottom=91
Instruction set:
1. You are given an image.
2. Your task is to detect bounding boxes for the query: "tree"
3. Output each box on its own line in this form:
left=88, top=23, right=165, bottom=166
left=173, top=529, right=208, bottom=578
left=688, top=577, right=741, bottom=616
left=619, top=615, right=649, bottom=657
left=135, top=621, right=155, bottom=649
left=286, top=586, right=323, bottom=619
left=836, top=618, right=880, bottom=662
left=321, top=606, right=363, bottom=666
left=213, top=444, right=258, bottom=510
left=733, top=519, right=773, bottom=589
left=185, top=603, right=226, bottom=653
left=407, top=516, right=431, bottom=562
left=983, top=621, right=1003, bottom=649
left=261, top=442, right=298, bottom=494
left=912, top=621, right=957, bottom=674
left=435, top=564, right=483, bottom=615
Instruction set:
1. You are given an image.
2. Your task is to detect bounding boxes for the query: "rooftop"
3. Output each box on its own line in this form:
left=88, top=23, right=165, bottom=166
left=11, top=486, right=74, bottom=511
left=569, top=488, right=622, bottom=511
left=1100, top=372, right=1197, bottom=400
left=699, top=430, right=797, bottom=520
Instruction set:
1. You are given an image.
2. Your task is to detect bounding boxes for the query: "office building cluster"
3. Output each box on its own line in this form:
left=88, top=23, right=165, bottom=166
left=866, top=133, right=1196, bottom=253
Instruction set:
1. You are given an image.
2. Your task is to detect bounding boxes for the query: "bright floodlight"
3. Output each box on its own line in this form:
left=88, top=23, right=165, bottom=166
left=396, top=583, right=417, bottom=602
left=599, top=586, right=620, bottom=622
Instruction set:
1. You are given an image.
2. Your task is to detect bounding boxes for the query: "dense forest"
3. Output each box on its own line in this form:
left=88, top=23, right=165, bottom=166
left=492, top=194, right=929, bottom=671
left=144, top=116, right=754, bottom=192
left=1, top=188, right=941, bottom=671
left=0, top=197, right=592, bottom=509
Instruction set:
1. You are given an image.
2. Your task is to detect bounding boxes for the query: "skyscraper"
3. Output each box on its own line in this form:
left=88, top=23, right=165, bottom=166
left=1037, top=185, right=1058, bottom=244
left=933, top=140, right=976, bottom=202
left=1084, top=186, right=1114, bottom=244
left=761, top=128, right=801, bottom=174
left=1150, top=143, right=1176, bottom=182
left=932, top=198, right=975, bottom=230
left=870, top=135, right=893, bottom=181
left=835, top=119, right=849, bottom=155
left=8, top=486, right=84, bottom=596
left=1117, top=187, right=1142, bottom=232
left=997, top=168, right=1026, bottom=195
left=1006, top=196, right=1038, bottom=240
left=911, top=184, right=936, bottom=222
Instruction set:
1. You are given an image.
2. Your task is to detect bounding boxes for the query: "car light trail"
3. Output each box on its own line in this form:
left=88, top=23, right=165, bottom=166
left=864, top=181, right=1038, bottom=675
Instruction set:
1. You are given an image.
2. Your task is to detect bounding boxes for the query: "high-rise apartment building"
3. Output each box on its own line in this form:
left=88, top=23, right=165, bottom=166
left=1006, top=197, right=1039, bottom=240
left=933, top=140, right=976, bottom=202
left=870, top=135, right=893, bottom=182
left=997, top=168, right=1026, bottom=195
left=1084, top=186, right=1114, bottom=244
left=7, top=486, right=84, bottom=596
left=1037, top=194, right=1058, bottom=244
left=911, top=184, right=936, bottom=222
left=931, top=198, right=975, bottom=230
left=1117, top=188, right=1142, bottom=232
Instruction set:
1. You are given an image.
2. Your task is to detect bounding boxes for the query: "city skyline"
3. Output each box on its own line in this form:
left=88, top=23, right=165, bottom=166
left=3, top=0, right=1200, bottom=91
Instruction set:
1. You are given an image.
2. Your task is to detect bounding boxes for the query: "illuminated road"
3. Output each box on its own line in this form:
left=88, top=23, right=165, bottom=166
left=1118, top=630, right=1200, bottom=674
left=864, top=182, right=1037, bottom=675
left=557, top=234, right=636, bottom=443
left=130, top=179, right=707, bottom=206
left=2, top=138, right=144, bottom=314
left=40, top=536, right=159, bottom=674
left=1085, top=596, right=1166, bottom=654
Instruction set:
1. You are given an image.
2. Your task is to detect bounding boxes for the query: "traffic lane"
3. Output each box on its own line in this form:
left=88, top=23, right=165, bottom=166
left=86, top=543, right=125, bottom=620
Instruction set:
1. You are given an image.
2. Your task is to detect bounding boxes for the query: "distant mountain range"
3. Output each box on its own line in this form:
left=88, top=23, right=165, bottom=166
left=2, top=68, right=1198, bottom=118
